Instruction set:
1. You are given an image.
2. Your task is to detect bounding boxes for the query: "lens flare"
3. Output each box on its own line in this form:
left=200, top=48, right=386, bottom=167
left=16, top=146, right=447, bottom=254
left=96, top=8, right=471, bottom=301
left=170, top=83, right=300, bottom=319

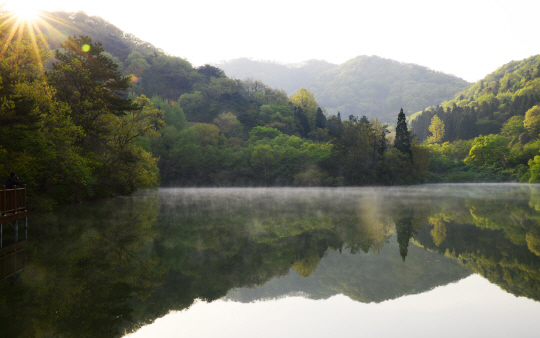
left=82, top=44, right=91, bottom=52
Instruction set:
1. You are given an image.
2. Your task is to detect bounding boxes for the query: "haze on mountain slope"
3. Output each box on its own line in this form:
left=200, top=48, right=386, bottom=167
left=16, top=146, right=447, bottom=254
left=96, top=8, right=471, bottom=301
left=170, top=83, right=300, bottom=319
left=216, top=57, right=471, bottom=122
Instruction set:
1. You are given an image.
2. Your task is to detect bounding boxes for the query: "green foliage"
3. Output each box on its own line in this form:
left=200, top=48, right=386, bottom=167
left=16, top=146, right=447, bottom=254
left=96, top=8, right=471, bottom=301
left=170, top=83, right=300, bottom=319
left=137, top=55, right=193, bottom=100
left=427, top=115, right=445, bottom=144
left=465, top=134, right=509, bottom=167
left=214, top=111, right=242, bottom=138
left=501, top=116, right=525, bottom=140
left=251, top=145, right=278, bottom=184
left=315, top=107, right=327, bottom=129
left=49, top=35, right=138, bottom=138
left=528, top=155, right=540, bottom=182
left=149, top=95, right=186, bottom=130
left=524, top=105, right=540, bottom=137
left=249, top=126, right=282, bottom=141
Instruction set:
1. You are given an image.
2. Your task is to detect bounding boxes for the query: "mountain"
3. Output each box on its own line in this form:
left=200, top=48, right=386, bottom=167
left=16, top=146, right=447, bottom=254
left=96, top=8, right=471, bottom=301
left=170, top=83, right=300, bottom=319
left=216, top=56, right=471, bottom=122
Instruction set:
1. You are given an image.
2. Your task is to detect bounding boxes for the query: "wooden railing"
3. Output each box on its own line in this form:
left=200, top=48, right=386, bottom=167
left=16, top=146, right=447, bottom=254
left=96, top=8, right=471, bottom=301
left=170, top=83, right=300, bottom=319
left=0, top=185, right=27, bottom=222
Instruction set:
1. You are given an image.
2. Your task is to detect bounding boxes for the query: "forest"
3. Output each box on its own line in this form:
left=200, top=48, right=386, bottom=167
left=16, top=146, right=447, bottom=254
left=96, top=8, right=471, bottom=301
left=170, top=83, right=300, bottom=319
left=3, top=8, right=540, bottom=210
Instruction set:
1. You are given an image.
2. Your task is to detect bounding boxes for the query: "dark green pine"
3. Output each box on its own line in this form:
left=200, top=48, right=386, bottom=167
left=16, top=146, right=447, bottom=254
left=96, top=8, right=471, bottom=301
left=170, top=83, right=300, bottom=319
left=394, top=108, right=411, bottom=157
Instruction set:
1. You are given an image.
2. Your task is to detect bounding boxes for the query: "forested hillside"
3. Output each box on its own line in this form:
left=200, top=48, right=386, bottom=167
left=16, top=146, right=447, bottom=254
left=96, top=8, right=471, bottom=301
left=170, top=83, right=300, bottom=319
left=216, top=56, right=470, bottom=122
left=37, top=11, right=164, bottom=64
left=409, top=55, right=540, bottom=183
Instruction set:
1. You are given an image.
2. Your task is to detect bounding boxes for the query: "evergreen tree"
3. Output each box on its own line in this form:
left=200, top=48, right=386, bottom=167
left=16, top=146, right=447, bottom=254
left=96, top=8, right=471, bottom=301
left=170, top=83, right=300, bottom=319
left=294, top=106, right=311, bottom=137
left=394, top=108, right=412, bottom=158
left=315, top=107, right=327, bottom=129
left=327, top=115, right=344, bottom=138
left=359, top=115, right=369, bottom=126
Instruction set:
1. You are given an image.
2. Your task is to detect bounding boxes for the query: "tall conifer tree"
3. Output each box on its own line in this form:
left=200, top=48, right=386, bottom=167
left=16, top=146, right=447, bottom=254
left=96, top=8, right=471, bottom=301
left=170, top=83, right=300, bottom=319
left=395, top=108, right=412, bottom=158
left=315, top=107, right=327, bottom=129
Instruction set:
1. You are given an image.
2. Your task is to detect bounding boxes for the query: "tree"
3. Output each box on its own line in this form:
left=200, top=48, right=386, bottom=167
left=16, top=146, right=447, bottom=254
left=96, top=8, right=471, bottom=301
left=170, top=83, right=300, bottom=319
left=197, top=64, right=225, bottom=80
left=214, top=112, right=241, bottom=138
left=524, top=105, right=540, bottom=137
left=249, top=126, right=282, bottom=141
left=289, top=88, right=318, bottom=121
left=124, top=51, right=150, bottom=79
left=139, top=55, right=193, bottom=100
left=48, top=35, right=138, bottom=148
left=394, top=108, right=412, bottom=158
left=294, top=106, right=311, bottom=137
left=465, top=134, right=509, bottom=167
left=427, top=115, right=445, bottom=144
left=193, top=123, right=220, bottom=146
left=327, top=115, right=344, bottom=138
left=315, top=107, right=327, bottom=129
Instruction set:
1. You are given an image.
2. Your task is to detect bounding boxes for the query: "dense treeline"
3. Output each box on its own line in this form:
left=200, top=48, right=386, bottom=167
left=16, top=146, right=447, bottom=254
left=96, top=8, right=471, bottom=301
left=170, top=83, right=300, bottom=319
left=409, top=55, right=540, bottom=183
left=148, top=87, right=430, bottom=187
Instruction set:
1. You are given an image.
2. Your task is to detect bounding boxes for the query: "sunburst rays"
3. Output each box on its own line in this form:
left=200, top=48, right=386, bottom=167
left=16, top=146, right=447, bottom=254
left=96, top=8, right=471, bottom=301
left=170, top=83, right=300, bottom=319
left=0, top=9, right=75, bottom=75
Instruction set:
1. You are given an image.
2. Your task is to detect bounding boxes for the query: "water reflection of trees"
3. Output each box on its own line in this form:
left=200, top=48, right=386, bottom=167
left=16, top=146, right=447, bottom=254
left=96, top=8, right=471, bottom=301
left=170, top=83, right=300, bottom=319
left=4, top=186, right=540, bottom=337
left=414, top=185, right=540, bottom=302
left=0, top=195, right=163, bottom=338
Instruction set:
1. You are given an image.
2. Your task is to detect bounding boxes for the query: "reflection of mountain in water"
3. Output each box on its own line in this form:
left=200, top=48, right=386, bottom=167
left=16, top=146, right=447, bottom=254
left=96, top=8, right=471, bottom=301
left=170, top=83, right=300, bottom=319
left=226, top=235, right=471, bottom=304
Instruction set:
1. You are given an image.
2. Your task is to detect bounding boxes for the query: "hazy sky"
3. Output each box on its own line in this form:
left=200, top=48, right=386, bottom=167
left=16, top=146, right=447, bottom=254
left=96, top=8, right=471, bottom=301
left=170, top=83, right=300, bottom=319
left=5, top=0, right=540, bottom=82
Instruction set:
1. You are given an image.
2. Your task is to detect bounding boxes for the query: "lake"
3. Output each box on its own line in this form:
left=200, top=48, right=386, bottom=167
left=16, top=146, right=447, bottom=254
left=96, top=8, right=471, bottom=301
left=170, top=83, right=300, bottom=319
left=1, top=184, right=540, bottom=337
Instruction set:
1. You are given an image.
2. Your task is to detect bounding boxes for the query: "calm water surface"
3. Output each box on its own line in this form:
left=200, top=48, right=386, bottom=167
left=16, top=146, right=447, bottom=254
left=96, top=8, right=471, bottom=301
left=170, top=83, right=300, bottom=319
left=1, top=184, right=540, bottom=337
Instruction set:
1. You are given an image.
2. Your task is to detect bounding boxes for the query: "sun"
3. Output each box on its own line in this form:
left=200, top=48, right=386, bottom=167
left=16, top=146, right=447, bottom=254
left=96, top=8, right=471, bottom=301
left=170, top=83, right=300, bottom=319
left=8, top=4, right=41, bottom=21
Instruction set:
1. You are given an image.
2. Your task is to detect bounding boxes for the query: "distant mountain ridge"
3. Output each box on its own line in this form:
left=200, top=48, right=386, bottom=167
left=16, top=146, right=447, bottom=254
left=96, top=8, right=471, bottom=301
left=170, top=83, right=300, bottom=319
left=215, top=56, right=471, bottom=122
